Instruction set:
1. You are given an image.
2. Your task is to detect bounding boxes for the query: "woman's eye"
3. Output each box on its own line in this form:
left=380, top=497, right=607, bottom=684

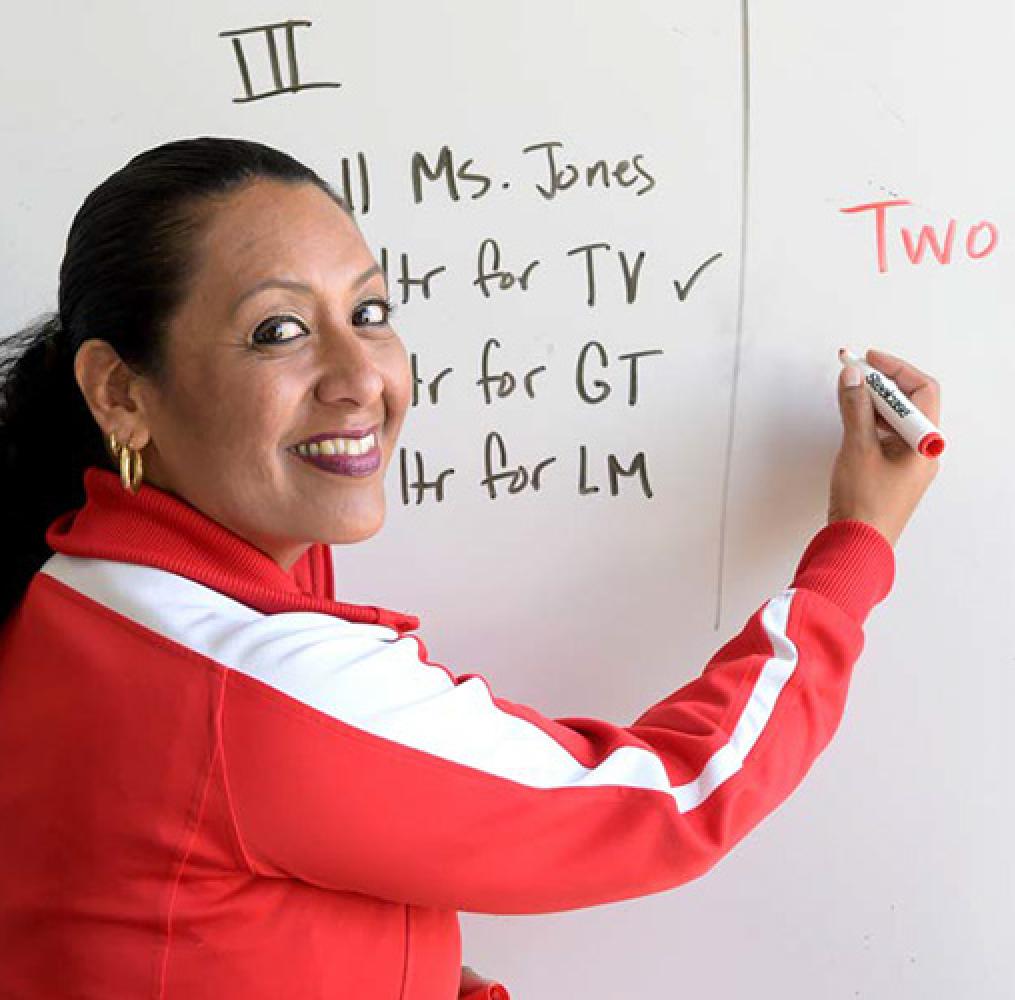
left=251, top=315, right=309, bottom=346
left=353, top=298, right=395, bottom=327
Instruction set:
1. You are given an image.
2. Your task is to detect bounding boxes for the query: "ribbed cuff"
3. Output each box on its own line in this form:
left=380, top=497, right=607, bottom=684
left=791, top=520, right=896, bottom=624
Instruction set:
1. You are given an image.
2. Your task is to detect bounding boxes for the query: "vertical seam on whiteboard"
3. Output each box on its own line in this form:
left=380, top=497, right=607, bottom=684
left=715, top=0, right=752, bottom=631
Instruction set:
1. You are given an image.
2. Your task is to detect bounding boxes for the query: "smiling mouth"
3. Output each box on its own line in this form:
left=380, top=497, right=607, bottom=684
left=289, top=434, right=382, bottom=477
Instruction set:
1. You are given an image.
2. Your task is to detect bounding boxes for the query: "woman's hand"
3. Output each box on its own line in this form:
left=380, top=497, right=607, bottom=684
left=827, top=348, right=942, bottom=547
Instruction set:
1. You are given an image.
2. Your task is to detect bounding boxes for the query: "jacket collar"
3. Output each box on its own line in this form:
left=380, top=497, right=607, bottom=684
left=44, top=466, right=419, bottom=634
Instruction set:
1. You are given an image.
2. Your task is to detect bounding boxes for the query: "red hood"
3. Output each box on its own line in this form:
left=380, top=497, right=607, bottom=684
left=44, top=466, right=419, bottom=634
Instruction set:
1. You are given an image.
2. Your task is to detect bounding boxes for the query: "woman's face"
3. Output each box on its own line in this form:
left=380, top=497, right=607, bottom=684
left=136, top=178, right=411, bottom=570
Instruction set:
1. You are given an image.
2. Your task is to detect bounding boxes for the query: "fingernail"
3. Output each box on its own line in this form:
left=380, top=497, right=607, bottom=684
left=843, top=364, right=863, bottom=388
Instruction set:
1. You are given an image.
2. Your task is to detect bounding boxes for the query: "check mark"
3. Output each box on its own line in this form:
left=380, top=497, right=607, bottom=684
left=672, top=252, right=723, bottom=301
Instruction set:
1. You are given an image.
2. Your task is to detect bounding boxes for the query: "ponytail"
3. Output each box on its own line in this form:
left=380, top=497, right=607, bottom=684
left=0, top=314, right=106, bottom=621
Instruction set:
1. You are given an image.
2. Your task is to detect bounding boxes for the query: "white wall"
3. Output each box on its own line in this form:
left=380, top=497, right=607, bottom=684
left=3, top=2, right=1012, bottom=995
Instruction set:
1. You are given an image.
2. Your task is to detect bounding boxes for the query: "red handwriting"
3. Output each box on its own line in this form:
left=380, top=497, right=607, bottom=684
left=840, top=199, right=999, bottom=273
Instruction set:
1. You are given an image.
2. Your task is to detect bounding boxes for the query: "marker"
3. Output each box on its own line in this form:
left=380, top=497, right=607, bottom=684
left=839, top=348, right=945, bottom=458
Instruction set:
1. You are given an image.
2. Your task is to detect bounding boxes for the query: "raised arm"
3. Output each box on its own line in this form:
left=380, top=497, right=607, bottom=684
left=221, top=349, right=938, bottom=913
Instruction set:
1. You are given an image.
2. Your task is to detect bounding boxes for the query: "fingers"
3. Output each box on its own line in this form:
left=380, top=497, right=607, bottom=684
left=838, top=363, right=877, bottom=450
left=864, top=347, right=941, bottom=425
left=864, top=348, right=932, bottom=391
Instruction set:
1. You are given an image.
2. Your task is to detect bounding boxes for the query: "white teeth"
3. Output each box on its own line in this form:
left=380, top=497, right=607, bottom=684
left=295, top=432, right=377, bottom=458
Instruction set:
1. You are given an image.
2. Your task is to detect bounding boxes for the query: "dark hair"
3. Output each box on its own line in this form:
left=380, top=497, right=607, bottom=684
left=0, top=136, right=351, bottom=622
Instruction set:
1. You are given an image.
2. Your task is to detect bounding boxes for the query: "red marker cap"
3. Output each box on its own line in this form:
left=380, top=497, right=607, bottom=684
left=918, top=432, right=945, bottom=458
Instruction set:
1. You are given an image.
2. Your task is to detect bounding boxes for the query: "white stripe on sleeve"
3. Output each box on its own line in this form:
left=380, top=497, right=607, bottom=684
left=40, top=554, right=799, bottom=814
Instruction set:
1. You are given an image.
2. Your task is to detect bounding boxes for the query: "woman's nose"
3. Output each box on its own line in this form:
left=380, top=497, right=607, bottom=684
left=314, top=326, right=385, bottom=407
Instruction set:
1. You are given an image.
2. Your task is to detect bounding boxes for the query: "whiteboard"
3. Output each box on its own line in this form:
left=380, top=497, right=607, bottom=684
left=3, top=2, right=1013, bottom=996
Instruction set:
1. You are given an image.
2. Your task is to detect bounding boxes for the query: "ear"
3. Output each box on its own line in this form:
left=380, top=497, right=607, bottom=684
left=73, top=338, right=153, bottom=452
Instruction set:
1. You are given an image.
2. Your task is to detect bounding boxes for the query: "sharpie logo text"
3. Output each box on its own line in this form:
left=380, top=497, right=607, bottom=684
left=866, top=372, right=911, bottom=418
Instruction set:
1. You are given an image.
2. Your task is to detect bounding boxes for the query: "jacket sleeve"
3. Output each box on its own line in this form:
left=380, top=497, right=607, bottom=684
left=219, top=519, right=894, bottom=914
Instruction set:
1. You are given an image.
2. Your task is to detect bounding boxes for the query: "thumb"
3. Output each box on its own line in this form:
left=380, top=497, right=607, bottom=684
left=838, top=364, right=877, bottom=450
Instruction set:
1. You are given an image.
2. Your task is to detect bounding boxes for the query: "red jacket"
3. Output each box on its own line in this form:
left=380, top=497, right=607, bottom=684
left=0, top=466, right=894, bottom=999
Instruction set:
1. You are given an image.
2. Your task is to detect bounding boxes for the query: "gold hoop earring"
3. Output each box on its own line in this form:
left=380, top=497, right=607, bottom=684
left=107, top=431, right=143, bottom=494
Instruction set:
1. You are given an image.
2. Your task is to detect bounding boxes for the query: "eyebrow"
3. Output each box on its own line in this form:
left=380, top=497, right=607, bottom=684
left=230, top=264, right=385, bottom=317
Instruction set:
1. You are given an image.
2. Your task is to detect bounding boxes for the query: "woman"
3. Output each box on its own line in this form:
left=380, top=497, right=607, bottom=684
left=0, top=137, right=940, bottom=1000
